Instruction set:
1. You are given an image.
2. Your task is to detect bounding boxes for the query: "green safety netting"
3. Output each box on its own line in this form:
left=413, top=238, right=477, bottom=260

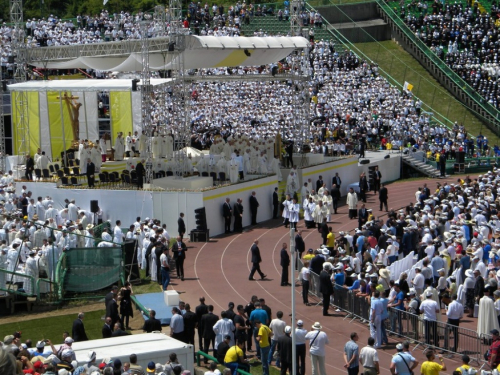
left=60, top=247, right=123, bottom=293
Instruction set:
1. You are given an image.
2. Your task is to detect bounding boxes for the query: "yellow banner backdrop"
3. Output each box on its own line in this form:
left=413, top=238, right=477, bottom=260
left=11, top=91, right=40, bottom=157
left=48, top=91, right=73, bottom=161
left=110, top=92, right=133, bottom=141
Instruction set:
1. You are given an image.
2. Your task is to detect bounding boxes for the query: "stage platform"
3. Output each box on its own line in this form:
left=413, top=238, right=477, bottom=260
left=152, top=176, right=213, bottom=190
left=135, top=292, right=174, bottom=325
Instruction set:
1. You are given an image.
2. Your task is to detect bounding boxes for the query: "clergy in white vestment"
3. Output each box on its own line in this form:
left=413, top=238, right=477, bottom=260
left=282, top=195, right=292, bottom=226
left=289, top=198, right=300, bottom=228
left=125, top=132, right=133, bottom=156
left=79, top=145, right=92, bottom=174
left=68, top=200, right=78, bottom=222
left=312, top=200, right=328, bottom=227
left=152, top=136, right=161, bottom=159
left=217, top=157, right=228, bottom=175
left=228, top=157, right=239, bottom=183
left=303, top=198, right=316, bottom=228
left=300, top=183, right=310, bottom=205
left=114, top=133, right=125, bottom=161
left=113, top=222, right=124, bottom=244
left=323, top=191, right=333, bottom=221
left=90, top=145, right=102, bottom=171
left=99, top=136, right=107, bottom=161
left=286, top=171, right=298, bottom=196
left=24, top=250, right=38, bottom=295
left=477, top=287, right=500, bottom=336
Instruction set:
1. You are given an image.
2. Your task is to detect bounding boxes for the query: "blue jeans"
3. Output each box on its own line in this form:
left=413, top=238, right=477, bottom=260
left=260, top=345, right=271, bottom=375
left=161, top=268, right=170, bottom=291
left=253, top=327, right=261, bottom=358
left=225, top=362, right=239, bottom=375
left=381, top=319, right=388, bottom=344
left=268, top=339, right=280, bottom=367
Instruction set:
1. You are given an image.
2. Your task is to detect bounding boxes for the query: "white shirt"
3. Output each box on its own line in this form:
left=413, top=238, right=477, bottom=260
left=269, top=318, right=287, bottom=341
left=300, top=267, right=310, bottom=281
left=446, top=300, right=464, bottom=320
left=113, top=225, right=123, bottom=244
left=295, top=328, right=307, bottom=345
left=420, top=299, right=439, bottom=321
left=359, top=345, right=379, bottom=368
left=305, top=330, right=329, bottom=356
left=412, top=273, right=425, bottom=289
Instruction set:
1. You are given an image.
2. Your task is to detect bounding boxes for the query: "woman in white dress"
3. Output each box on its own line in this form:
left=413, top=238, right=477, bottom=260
left=322, top=190, right=333, bottom=222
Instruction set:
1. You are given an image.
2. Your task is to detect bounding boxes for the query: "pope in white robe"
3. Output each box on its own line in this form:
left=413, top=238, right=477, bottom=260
left=114, top=133, right=125, bottom=161
left=79, top=146, right=92, bottom=174
left=217, top=158, right=228, bottom=175
left=477, top=292, right=500, bottom=337
left=90, top=146, right=102, bottom=171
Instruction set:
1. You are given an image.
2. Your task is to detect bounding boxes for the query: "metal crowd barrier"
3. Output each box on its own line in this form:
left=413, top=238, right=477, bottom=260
left=303, top=274, right=490, bottom=367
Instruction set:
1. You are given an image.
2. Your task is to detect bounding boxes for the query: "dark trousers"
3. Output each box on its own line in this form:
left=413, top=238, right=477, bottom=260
left=373, top=180, right=380, bottom=192
left=224, top=216, right=231, bottom=233
left=25, top=170, right=33, bottom=181
left=173, top=331, right=185, bottom=342
left=137, top=176, right=144, bottom=189
left=349, top=209, right=357, bottom=219
left=251, top=209, right=257, bottom=225
left=203, top=336, right=216, bottom=362
left=281, top=266, right=289, bottom=286
left=333, top=199, right=338, bottom=213
left=445, top=318, right=459, bottom=350
left=379, top=199, right=388, bottom=211
left=234, top=217, right=242, bottom=233
left=87, top=173, right=95, bottom=187
left=175, top=258, right=185, bottom=279
left=360, top=190, right=366, bottom=203
left=302, top=280, right=309, bottom=304
left=280, top=362, right=292, bottom=375
left=198, top=328, right=203, bottom=352
left=249, top=262, right=265, bottom=279
left=185, top=329, right=195, bottom=346
left=348, top=366, right=359, bottom=375
left=296, top=343, right=306, bottom=375
left=424, top=319, right=439, bottom=347
left=287, top=153, right=293, bottom=168
left=322, top=292, right=331, bottom=315
left=273, top=204, right=279, bottom=219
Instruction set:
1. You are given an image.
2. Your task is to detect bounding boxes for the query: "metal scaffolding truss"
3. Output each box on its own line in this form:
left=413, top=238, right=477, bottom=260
left=27, top=37, right=173, bottom=63
left=140, top=20, right=154, bottom=185
left=10, top=0, right=28, bottom=165
left=183, top=73, right=309, bottom=82
left=290, top=0, right=304, bottom=37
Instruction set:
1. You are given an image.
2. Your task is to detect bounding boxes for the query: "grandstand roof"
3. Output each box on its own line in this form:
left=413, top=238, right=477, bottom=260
left=27, top=35, right=309, bottom=71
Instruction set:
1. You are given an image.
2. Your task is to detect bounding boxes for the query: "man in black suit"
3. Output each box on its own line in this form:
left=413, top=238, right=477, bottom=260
left=199, top=305, right=219, bottom=363
left=295, top=230, right=305, bottom=269
left=135, top=159, right=145, bottom=189
left=272, top=188, right=279, bottom=219
left=316, top=175, right=324, bottom=193
left=177, top=213, right=186, bottom=239
left=358, top=203, right=368, bottom=230
left=195, top=297, right=209, bottom=351
left=379, top=183, right=388, bottom=212
left=359, top=172, right=369, bottom=203
left=280, top=243, right=290, bottom=286
left=143, top=310, right=162, bottom=332
left=107, top=295, right=120, bottom=328
left=319, top=263, right=334, bottom=316
left=102, top=317, right=113, bottom=338
left=222, top=198, right=232, bottom=234
left=183, top=304, right=198, bottom=347
left=332, top=173, right=342, bottom=190
left=373, top=166, right=382, bottom=193
left=72, top=312, right=88, bottom=342
left=172, top=236, right=187, bottom=281
left=111, top=322, right=131, bottom=337
left=25, top=155, right=34, bottom=181
left=331, top=184, right=341, bottom=214
left=248, top=240, right=266, bottom=280
left=105, top=285, right=118, bottom=318
left=285, top=141, right=294, bottom=168
left=233, top=198, right=243, bottom=233
left=86, top=159, right=96, bottom=188
left=249, top=191, right=259, bottom=225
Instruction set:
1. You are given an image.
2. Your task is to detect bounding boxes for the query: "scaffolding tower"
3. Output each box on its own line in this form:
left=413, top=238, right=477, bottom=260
left=10, top=0, right=29, bottom=166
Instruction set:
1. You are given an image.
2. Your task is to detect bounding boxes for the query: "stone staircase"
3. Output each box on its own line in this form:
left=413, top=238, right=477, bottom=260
left=402, top=153, right=441, bottom=178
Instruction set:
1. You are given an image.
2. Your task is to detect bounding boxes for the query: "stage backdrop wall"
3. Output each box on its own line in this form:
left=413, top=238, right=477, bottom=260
left=110, top=92, right=133, bottom=141
left=12, top=91, right=40, bottom=158
left=17, top=183, right=154, bottom=226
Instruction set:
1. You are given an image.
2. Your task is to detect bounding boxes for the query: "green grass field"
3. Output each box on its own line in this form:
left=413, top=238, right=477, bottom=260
left=0, top=309, right=106, bottom=344
left=352, top=40, right=500, bottom=144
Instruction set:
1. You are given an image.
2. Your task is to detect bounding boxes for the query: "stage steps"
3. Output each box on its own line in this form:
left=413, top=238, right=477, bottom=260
left=402, top=154, right=441, bottom=178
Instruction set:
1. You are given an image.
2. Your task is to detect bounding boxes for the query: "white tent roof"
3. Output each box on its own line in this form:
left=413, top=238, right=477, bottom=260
left=29, top=36, right=309, bottom=71
left=7, top=78, right=173, bottom=92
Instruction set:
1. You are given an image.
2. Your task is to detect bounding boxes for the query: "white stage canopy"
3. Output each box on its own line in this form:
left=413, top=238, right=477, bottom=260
left=7, top=78, right=173, bottom=92
left=28, top=36, right=309, bottom=71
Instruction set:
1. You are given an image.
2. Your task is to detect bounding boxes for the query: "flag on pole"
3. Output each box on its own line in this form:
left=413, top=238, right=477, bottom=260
left=103, top=0, right=109, bottom=5
left=403, top=81, right=414, bottom=92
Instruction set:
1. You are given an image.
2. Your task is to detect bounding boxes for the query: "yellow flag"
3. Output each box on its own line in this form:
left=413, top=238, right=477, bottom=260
left=404, top=81, right=414, bottom=92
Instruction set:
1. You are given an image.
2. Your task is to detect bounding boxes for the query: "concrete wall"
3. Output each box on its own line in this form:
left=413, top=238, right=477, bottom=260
left=318, top=3, right=380, bottom=24
left=336, top=24, right=391, bottom=43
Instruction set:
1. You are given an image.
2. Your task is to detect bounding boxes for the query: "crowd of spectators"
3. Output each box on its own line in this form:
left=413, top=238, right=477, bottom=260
left=398, top=0, right=500, bottom=108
